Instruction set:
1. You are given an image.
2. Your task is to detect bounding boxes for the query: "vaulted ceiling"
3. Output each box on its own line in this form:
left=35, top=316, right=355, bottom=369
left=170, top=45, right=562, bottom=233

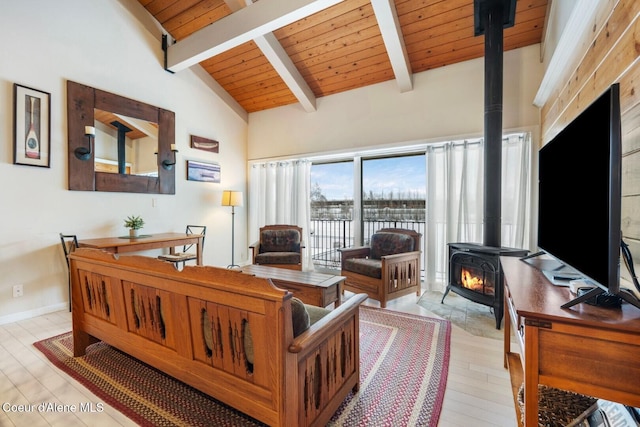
left=137, top=0, right=548, bottom=114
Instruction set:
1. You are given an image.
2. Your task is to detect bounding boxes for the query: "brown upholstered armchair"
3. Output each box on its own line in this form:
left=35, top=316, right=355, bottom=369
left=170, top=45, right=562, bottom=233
left=339, top=228, right=422, bottom=308
left=250, top=225, right=304, bottom=270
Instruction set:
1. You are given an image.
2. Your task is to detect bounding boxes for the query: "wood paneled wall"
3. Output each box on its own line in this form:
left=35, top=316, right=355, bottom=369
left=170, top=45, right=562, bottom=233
left=539, top=0, right=640, bottom=279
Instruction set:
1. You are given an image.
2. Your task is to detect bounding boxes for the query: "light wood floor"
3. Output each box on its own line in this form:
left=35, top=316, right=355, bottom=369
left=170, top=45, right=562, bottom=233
left=0, top=292, right=517, bottom=427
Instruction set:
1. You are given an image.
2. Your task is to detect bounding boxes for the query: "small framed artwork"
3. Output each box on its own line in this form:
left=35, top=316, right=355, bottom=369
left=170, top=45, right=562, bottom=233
left=190, top=135, right=219, bottom=153
left=13, top=83, right=51, bottom=168
left=187, top=160, right=220, bottom=183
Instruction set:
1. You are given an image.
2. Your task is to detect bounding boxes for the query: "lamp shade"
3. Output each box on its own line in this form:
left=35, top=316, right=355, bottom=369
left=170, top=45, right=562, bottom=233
left=221, top=190, right=243, bottom=207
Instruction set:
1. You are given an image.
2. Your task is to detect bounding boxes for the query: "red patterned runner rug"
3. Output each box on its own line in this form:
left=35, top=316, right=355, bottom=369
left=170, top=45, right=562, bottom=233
left=34, top=306, right=450, bottom=427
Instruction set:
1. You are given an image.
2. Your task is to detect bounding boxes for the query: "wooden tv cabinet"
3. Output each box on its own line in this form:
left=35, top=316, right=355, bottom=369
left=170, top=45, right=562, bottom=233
left=501, top=256, right=640, bottom=427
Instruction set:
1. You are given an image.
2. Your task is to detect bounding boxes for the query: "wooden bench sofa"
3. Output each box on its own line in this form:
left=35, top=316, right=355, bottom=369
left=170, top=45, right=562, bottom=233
left=68, top=248, right=367, bottom=427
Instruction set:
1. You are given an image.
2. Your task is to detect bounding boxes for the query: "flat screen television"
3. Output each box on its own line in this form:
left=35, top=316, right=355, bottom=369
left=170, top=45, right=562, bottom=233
left=533, top=83, right=638, bottom=308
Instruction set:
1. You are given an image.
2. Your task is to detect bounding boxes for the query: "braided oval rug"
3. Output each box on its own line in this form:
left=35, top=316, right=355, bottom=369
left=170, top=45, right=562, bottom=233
left=35, top=306, right=450, bottom=427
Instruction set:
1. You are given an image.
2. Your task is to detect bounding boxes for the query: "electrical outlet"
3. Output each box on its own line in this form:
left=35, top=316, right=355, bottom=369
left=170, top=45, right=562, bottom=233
left=152, top=198, right=157, bottom=207
left=13, top=284, right=23, bottom=298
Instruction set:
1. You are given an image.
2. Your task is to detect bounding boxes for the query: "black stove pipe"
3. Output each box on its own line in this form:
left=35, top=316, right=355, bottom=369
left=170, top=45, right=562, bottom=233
left=111, top=121, right=132, bottom=175
left=481, top=0, right=504, bottom=248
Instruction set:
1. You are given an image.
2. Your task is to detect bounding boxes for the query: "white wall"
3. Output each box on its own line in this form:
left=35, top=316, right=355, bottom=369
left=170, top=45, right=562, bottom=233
left=0, top=0, right=248, bottom=323
left=247, top=44, right=543, bottom=159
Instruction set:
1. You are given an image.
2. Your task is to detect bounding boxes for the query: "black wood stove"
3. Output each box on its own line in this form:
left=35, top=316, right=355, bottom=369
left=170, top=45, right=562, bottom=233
left=442, top=243, right=527, bottom=329
left=441, top=0, right=528, bottom=330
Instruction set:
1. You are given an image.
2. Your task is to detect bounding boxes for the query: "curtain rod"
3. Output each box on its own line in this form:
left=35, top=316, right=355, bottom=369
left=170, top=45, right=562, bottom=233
left=248, top=132, right=527, bottom=165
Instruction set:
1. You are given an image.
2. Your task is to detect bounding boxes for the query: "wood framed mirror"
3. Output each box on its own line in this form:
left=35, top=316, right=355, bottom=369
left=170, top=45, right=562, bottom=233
left=67, top=80, right=175, bottom=194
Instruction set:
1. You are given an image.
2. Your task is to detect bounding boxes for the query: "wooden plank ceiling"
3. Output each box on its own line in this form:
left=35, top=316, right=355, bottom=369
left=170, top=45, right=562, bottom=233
left=137, top=0, right=547, bottom=114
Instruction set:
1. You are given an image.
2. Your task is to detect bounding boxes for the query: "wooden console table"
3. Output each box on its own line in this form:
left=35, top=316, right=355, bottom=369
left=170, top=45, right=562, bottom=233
left=78, top=232, right=204, bottom=265
left=501, top=256, right=640, bottom=427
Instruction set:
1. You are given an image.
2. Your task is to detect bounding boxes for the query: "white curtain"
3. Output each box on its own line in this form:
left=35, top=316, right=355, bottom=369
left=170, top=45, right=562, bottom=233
left=425, top=140, right=484, bottom=291
left=249, top=160, right=314, bottom=270
left=425, top=133, right=531, bottom=292
left=502, top=133, right=531, bottom=249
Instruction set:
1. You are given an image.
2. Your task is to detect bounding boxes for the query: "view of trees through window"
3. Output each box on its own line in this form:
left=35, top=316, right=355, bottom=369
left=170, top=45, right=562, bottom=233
left=362, top=156, right=426, bottom=222
left=310, top=160, right=354, bottom=220
left=310, top=155, right=426, bottom=269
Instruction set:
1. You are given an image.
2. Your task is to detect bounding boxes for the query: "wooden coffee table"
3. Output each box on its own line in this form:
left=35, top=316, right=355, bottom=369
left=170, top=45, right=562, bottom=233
left=240, top=265, right=345, bottom=308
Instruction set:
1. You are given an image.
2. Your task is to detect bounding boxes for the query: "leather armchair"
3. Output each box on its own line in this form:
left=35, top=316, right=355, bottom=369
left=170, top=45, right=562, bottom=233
left=340, top=228, right=421, bottom=308
left=250, top=225, right=304, bottom=270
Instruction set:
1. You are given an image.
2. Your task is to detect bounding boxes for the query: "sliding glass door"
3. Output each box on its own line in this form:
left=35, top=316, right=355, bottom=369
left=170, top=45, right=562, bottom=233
left=309, top=161, right=354, bottom=270
left=250, top=132, right=530, bottom=286
left=310, top=154, right=426, bottom=271
left=362, top=155, right=426, bottom=243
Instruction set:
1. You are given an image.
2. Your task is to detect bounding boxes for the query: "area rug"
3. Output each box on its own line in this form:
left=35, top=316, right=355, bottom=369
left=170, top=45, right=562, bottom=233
left=34, top=306, right=450, bottom=427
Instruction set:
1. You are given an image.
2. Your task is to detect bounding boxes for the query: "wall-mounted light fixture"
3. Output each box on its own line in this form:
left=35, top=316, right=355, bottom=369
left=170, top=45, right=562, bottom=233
left=161, top=144, right=179, bottom=170
left=74, top=126, right=94, bottom=160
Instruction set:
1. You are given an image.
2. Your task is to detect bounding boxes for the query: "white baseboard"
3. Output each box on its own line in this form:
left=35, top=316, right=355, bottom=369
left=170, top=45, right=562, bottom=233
left=0, top=302, right=69, bottom=325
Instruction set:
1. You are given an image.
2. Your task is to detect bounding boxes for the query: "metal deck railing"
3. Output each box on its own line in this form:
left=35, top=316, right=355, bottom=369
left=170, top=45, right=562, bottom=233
left=309, top=219, right=426, bottom=271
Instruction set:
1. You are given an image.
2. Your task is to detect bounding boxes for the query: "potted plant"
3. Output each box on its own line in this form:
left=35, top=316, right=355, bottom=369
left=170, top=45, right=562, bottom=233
left=124, top=215, right=145, bottom=237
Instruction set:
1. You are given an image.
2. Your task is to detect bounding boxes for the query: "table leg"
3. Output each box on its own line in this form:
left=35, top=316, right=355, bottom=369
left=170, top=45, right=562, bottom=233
left=504, top=293, right=510, bottom=368
left=335, top=280, right=343, bottom=307
left=523, top=324, right=539, bottom=427
left=197, top=238, right=203, bottom=265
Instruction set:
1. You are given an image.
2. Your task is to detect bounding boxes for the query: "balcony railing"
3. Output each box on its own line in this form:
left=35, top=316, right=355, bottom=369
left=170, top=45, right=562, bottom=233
left=309, top=219, right=519, bottom=291
left=309, top=219, right=426, bottom=271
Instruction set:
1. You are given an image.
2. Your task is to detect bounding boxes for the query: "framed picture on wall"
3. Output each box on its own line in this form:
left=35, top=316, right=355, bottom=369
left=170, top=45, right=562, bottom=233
left=190, top=135, right=219, bottom=153
left=187, top=160, right=220, bottom=183
left=13, top=84, right=51, bottom=168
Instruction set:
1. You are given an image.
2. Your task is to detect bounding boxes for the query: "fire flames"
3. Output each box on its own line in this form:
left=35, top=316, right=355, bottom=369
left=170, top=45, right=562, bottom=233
left=461, top=268, right=484, bottom=291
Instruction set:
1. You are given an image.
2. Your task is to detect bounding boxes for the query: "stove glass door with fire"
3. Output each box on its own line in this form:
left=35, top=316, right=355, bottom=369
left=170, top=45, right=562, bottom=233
left=452, top=255, right=497, bottom=297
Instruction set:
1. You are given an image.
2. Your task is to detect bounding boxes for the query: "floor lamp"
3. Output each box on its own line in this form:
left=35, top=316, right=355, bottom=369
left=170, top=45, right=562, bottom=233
left=221, top=190, right=243, bottom=268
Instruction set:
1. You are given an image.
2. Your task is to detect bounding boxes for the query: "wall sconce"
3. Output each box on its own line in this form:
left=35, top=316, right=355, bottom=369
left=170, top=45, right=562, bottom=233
left=74, top=126, right=94, bottom=160
left=160, top=144, right=178, bottom=170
